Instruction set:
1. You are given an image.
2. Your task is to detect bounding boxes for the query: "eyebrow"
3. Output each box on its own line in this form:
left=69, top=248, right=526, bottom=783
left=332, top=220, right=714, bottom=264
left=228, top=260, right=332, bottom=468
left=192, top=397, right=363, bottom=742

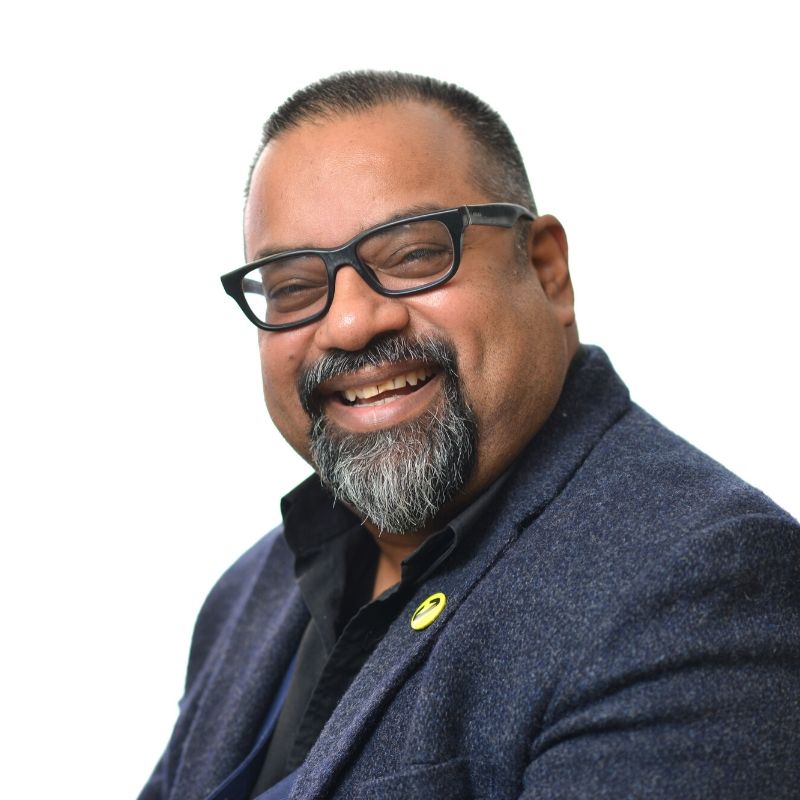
left=250, top=202, right=452, bottom=262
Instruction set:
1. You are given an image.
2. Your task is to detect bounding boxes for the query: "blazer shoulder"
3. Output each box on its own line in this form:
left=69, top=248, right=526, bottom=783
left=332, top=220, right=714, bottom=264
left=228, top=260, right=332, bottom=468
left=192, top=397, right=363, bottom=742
left=502, top=401, right=800, bottom=652
left=184, top=526, right=293, bottom=691
left=584, top=401, right=796, bottom=529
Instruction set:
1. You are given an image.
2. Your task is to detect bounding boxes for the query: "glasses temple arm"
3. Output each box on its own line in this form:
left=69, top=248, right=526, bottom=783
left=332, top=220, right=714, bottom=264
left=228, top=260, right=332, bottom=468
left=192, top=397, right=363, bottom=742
left=465, top=204, right=536, bottom=227
left=241, top=277, right=265, bottom=296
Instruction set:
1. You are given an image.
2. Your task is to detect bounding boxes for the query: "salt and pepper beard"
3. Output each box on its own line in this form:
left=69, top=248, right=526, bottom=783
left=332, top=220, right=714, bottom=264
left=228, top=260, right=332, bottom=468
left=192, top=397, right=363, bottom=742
left=299, top=334, right=478, bottom=535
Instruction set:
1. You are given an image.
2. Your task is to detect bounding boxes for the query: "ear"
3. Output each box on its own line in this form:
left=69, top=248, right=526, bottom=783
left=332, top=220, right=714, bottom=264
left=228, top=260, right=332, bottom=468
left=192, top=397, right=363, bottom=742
left=526, top=214, right=575, bottom=329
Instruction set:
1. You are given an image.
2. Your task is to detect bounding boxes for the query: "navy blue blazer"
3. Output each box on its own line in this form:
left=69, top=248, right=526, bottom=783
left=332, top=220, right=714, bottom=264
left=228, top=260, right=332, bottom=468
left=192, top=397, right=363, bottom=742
left=140, top=347, right=800, bottom=799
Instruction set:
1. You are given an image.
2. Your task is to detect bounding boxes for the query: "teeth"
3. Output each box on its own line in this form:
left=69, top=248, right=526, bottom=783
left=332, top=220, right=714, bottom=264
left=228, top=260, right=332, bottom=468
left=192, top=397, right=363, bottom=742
left=361, top=385, right=379, bottom=399
left=341, top=368, right=433, bottom=403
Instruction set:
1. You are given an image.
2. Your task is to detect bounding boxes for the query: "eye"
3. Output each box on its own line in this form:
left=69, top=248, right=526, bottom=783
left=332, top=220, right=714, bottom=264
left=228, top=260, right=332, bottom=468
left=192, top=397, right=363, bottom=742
left=253, top=255, right=328, bottom=313
left=389, top=243, right=449, bottom=264
left=266, top=277, right=327, bottom=312
left=358, top=219, right=455, bottom=282
left=378, top=241, right=454, bottom=277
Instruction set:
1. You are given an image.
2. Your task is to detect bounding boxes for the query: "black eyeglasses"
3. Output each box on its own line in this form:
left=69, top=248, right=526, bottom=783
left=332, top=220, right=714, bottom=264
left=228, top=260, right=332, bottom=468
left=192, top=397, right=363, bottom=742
left=220, top=202, right=535, bottom=331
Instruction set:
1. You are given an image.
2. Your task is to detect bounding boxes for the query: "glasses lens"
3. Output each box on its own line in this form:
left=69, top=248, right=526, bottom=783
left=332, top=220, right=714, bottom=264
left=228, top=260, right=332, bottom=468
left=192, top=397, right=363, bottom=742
left=357, top=219, right=455, bottom=290
left=241, top=254, right=328, bottom=327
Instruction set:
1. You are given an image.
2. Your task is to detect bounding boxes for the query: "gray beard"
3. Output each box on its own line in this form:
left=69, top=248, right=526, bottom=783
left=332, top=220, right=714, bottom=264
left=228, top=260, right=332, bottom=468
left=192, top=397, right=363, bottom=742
left=300, top=335, right=478, bottom=534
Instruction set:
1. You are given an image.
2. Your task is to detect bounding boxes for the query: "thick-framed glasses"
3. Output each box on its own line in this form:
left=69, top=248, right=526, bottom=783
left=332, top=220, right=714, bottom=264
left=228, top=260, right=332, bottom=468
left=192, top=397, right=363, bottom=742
left=220, top=202, right=535, bottom=331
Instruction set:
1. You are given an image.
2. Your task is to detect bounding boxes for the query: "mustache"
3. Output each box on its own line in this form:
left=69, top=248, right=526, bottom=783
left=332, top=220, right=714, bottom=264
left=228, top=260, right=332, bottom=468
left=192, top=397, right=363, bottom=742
left=298, top=333, right=459, bottom=416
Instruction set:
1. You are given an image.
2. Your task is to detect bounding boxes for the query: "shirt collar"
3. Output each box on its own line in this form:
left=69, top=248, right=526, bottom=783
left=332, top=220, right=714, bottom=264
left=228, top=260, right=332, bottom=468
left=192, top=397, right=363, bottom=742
left=281, top=456, right=515, bottom=594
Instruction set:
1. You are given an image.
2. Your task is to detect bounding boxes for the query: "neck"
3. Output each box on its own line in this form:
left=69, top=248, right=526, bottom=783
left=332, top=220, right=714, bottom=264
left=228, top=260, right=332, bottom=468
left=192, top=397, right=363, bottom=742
left=363, top=526, right=425, bottom=599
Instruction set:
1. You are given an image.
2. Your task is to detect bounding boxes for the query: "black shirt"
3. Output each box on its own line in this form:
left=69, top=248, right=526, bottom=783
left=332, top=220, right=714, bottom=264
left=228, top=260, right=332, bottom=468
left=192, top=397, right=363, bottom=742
left=249, top=472, right=508, bottom=796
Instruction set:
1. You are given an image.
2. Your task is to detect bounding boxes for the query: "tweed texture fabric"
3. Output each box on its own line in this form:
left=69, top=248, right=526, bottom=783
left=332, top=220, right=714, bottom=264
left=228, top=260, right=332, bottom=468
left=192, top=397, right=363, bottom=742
left=139, top=346, right=800, bottom=800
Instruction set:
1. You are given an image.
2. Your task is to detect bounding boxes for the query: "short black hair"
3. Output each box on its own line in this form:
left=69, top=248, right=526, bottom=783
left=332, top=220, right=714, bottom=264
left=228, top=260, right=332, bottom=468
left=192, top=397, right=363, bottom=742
left=245, top=70, right=536, bottom=214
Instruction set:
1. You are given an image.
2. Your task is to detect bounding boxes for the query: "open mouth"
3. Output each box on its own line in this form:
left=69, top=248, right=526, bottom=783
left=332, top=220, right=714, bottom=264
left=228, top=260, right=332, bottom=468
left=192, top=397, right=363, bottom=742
left=336, top=367, right=436, bottom=407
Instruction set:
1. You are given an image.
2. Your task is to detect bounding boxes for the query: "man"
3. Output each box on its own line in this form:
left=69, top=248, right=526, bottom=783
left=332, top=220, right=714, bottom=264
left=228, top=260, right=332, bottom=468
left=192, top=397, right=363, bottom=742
left=141, top=72, right=800, bottom=800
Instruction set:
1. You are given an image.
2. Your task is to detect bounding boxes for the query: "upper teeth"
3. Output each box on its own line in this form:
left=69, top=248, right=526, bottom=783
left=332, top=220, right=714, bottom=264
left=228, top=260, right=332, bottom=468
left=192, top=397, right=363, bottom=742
left=343, top=368, right=433, bottom=403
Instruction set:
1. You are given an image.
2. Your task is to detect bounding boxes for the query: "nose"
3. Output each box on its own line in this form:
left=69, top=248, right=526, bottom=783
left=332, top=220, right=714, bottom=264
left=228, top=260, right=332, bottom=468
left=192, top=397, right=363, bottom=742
left=312, top=265, right=411, bottom=352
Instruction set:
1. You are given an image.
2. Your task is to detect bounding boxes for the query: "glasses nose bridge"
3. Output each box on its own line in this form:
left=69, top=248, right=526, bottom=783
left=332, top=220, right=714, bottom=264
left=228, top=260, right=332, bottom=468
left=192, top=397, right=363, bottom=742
left=325, top=241, right=380, bottom=294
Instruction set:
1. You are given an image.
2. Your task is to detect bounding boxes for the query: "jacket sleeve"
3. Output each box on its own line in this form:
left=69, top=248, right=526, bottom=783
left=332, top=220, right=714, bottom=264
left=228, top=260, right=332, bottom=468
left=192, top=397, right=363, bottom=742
left=136, top=529, right=285, bottom=800
left=520, top=513, right=800, bottom=799
left=138, top=751, right=168, bottom=800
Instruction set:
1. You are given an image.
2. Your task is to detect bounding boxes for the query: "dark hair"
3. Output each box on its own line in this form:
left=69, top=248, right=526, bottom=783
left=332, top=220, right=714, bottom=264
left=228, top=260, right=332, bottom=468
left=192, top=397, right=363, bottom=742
left=245, top=70, right=536, bottom=214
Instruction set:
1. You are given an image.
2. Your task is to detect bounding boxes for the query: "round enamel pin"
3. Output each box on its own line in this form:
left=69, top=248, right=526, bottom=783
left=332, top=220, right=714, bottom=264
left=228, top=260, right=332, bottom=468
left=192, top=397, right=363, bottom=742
left=410, top=592, right=447, bottom=630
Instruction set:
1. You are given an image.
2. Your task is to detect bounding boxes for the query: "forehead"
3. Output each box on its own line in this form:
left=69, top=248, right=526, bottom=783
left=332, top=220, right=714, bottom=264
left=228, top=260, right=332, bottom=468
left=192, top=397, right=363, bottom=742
left=244, top=101, right=488, bottom=259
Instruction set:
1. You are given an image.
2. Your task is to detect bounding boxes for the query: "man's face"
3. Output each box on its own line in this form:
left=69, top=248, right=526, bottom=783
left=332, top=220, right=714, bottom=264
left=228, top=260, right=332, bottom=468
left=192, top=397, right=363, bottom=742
left=245, top=101, right=574, bottom=531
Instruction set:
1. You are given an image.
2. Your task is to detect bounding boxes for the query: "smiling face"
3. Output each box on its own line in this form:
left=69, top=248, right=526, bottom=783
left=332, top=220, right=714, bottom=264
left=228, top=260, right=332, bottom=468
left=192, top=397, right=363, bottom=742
left=245, top=101, right=577, bottom=532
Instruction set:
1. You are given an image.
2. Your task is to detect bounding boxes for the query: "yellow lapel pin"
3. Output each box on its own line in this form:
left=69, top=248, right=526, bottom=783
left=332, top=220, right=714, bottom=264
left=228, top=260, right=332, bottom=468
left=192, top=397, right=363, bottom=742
left=410, top=592, right=446, bottom=630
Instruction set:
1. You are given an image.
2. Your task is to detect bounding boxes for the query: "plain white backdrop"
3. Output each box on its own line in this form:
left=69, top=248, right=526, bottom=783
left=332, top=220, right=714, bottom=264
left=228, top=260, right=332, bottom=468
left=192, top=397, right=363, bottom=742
left=1, top=1, right=797, bottom=796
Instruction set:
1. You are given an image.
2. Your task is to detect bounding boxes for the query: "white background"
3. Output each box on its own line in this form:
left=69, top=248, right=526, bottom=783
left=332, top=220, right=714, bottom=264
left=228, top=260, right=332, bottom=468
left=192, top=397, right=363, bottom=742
left=1, top=1, right=797, bottom=796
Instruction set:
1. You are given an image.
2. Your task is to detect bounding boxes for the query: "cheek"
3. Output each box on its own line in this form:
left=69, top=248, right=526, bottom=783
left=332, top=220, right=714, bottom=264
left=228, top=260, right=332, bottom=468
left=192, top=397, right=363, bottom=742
left=258, top=332, right=312, bottom=452
left=424, top=267, right=545, bottom=371
left=453, top=279, right=566, bottom=436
